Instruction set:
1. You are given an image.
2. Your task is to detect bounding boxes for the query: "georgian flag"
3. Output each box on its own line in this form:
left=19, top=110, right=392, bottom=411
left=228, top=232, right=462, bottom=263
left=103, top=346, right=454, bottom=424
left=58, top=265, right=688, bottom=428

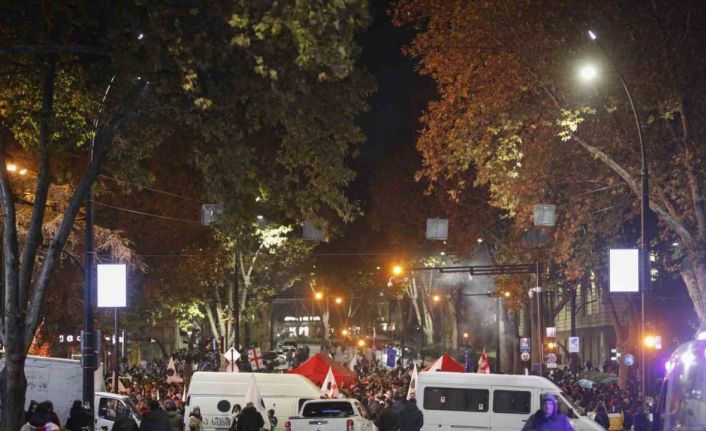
left=248, top=347, right=264, bottom=370
left=406, top=363, right=419, bottom=400
left=477, top=348, right=490, bottom=374
left=320, top=367, right=340, bottom=398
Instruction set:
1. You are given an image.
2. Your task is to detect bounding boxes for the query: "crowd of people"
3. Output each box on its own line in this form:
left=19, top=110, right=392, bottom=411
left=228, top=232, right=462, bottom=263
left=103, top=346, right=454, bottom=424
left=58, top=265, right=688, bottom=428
left=17, top=344, right=656, bottom=431
left=547, top=368, right=652, bottom=430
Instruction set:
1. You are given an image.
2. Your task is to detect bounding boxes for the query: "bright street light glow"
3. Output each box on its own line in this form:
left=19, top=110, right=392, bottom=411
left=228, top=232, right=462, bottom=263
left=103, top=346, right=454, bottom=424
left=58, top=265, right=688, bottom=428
left=503, top=291, right=511, bottom=298
left=392, top=265, right=403, bottom=276
left=644, top=335, right=656, bottom=348
left=6, top=163, right=17, bottom=172
left=256, top=214, right=264, bottom=220
left=432, top=294, right=441, bottom=303
left=335, top=297, right=343, bottom=305
left=341, top=329, right=348, bottom=336
left=579, top=65, right=598, bottom=81
left=314, top=292, right=323, bottom=300
left=476, top=238, right=483, bottom=243
left=357, top=339, right=366, bottom=347
left=19, top=168, right=27, bottom=175
left=463, top=332, right=469, bottom=339
left=588, top=30, right=597, bottom=40
left=138, top=33, right=145, bottom=40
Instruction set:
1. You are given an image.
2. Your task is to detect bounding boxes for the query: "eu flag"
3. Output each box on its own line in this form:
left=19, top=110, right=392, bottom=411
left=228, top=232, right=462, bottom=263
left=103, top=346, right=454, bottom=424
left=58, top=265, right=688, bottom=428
left=464, top=350, right=472, bottom=373
left=386, top=347, right=397, bottom=368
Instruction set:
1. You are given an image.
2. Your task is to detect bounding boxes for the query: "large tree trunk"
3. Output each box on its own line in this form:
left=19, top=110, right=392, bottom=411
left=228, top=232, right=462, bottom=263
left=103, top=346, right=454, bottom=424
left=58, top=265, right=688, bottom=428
left=500, top=305, right=517, bottom=373
left=681, top=254, right=706, bottom=331
left=3, top=327, right=27, bottom=430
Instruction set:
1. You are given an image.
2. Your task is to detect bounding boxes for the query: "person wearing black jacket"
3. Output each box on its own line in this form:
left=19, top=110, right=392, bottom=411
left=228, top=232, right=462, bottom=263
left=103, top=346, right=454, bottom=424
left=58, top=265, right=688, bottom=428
left=66, top=401, right=92, bottom=431
left=236, top=403, right=265, bottom=431
left=139, top=400, right=173, bottom=431
left=378, top=398, right=400, bottom=431
left=398, top=399, right=423, bottom=431
left=593, top=404, right=610, bottom=430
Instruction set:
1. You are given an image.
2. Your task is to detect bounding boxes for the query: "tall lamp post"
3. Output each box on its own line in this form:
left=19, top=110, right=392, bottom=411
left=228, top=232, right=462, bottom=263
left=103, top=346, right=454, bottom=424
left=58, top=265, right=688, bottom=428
left=580, top=29, right=649, bottom=399
left=83, top=76, right=115, bottom=422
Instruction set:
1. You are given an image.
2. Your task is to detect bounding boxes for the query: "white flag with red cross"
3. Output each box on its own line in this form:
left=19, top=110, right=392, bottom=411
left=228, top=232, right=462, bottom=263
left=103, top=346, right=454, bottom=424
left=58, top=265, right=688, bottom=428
left=477, top=348, right=490, bottom=374
left=320, top=367, right=340, bottom=398
left=248, top=347, right=264, bottom=370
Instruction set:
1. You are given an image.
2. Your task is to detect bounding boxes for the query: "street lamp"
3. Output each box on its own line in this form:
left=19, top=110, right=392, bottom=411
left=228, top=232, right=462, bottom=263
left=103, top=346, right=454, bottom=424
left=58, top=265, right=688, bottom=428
left=582, top=29, right=650, bottom=399
left=579, top=64, right=598, bottom=82
left=314, top=292, right=324, bottom=301
left=392, top=265, right=403, bottom=276
left=341, top=329, right=349, bottom=336
left=432, top=294, right=441, bottom=303
left=357, top=339, right=366, bottom=348
left=334, top=297, right=343, bottom=305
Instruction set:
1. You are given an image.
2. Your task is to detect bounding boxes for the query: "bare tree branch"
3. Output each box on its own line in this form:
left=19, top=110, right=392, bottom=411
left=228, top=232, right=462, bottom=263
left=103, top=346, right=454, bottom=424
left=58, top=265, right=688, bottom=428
left=19, top=54, right=56, bottom=305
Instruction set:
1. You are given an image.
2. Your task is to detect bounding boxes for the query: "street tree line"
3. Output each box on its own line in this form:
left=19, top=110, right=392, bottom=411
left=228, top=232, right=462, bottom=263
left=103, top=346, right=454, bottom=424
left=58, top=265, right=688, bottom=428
left=0, top=1, right=371, bottom=430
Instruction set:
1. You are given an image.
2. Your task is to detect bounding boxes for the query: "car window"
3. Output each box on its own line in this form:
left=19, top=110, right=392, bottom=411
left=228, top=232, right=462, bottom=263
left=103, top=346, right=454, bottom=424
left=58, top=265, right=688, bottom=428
left=423, top=387, right=489, bottom=412
left=302, top=402, right=355, bottom=418
left=98, top=398, right=118, bottom=421
left=493, top=390, right=531, bottom=414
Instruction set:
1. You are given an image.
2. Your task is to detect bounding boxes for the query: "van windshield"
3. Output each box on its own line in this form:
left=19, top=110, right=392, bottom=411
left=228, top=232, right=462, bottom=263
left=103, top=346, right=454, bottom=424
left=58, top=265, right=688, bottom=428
left=558, top=392, right=582, bottom=416
left=302, top=402, right=354, bottom=418
left=124, top=399, right=142, bottom=419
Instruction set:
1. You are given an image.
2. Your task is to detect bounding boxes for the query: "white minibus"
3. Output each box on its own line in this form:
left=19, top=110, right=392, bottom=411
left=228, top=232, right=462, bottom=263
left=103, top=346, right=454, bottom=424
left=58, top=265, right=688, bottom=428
left=185, top=372, right=322, bottom=431
left=417, top=372, right=603, bottom=431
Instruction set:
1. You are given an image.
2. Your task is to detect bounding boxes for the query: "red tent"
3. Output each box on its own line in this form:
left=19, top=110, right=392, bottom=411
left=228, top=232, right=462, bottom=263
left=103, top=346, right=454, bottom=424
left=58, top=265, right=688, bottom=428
left=289, top=353, right=357, bottom=387
left=422, top=353, right=465, bottom=372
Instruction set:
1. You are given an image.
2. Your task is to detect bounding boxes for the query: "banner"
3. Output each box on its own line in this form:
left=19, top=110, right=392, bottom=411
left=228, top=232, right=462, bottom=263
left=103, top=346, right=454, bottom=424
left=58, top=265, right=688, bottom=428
left=320, top=367, right=340, bottom=398
left=407, top=363, right=419, bottom=400
left=385, top=347, right=397, bottom=368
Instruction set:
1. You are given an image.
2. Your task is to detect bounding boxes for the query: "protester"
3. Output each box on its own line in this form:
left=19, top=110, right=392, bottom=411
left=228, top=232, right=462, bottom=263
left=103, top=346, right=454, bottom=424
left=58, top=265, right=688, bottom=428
left=112, top=405, right=140, bottom=431
left=42, top=400, right=62, bottom=427
left=229, top=404, right=242, bottom=431
left=188, top=406, right=205, bottom=431
left=398, top=398, right=423, bottom=431
left=378, top=398, right=400, bottom=431
left=236, top=402, right=265, bottom=431
left=25, top=400, right=39, bottom=423
left=593, top=404, right=610, bottom=430
left=21, top=402, right=61, bottom=431
left=165, top=400, right=184, bottom=431
left=139, top=399, right=173, bottom=431
left=65, top=400, right=92, bottom=431
left=521, top=394, right=574, bottom=431
left=268, top=409, right=278, bottom=431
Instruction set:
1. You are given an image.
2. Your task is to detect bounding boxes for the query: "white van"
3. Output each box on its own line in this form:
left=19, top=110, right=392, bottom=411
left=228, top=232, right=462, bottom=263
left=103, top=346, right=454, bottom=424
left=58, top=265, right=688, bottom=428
left=417, top=372, right=603, bottom=431
left=0, top=355, right=140, bottom=431
left=185, top=372, right=322, bottom=431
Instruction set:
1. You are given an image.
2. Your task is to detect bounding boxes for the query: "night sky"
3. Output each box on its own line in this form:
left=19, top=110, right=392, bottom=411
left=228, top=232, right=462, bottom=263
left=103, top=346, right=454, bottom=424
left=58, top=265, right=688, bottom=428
left=321, top=0, right=434, bottom=255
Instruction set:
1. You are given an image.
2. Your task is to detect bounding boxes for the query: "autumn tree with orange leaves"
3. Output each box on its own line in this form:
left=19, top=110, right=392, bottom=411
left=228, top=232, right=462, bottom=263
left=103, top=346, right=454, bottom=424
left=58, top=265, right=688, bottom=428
left=394, top=0, right=706, bottom=377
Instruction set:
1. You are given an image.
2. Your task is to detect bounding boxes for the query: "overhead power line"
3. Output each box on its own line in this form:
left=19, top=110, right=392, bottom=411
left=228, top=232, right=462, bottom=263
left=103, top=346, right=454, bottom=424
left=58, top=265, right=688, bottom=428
left=95, top=201, right=202, bottom=224
left=99, top=175, right=203, bottom=204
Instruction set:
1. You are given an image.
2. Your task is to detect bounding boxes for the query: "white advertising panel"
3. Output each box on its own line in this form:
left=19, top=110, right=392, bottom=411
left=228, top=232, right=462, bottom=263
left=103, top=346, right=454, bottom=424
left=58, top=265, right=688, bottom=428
left=609, top=249, right=639, bottom=292
left=97, top=264, right=127, bottom=308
